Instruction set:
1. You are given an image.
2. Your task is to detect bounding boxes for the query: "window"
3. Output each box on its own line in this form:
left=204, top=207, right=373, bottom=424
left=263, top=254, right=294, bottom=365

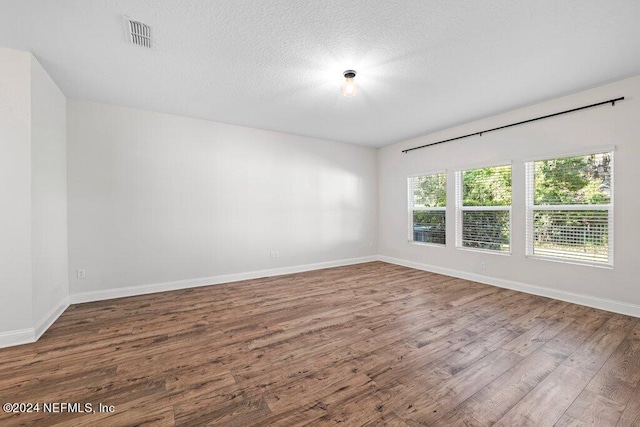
left=408, top=173, right=446, bottom=245
left=526, top=150, right=613, bottom=266
left=456, top=164, right=511, bottom=252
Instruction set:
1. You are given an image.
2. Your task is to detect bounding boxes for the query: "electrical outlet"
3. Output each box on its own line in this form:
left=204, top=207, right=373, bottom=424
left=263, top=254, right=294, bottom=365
left=77, top=269, right=86, bottom=279
left=479, top=262, right=486, bottom=271
left=275, top=250, right=280, bottom=258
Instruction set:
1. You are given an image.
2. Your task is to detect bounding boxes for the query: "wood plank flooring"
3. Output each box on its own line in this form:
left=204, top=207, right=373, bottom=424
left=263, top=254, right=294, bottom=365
left=0, top=261, right=638, bottom=426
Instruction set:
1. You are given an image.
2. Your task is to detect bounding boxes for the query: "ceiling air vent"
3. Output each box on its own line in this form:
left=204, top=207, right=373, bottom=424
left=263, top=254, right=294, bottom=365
left=124, top=16, right=152, bottom=48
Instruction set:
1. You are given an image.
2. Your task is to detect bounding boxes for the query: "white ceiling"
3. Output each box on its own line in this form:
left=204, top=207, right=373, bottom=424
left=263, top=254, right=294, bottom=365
left=1, top=1, right=640, bottom=147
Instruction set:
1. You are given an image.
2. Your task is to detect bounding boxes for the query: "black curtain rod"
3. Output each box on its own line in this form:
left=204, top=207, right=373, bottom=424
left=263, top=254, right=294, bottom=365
left=402, top=96, right=625, bottom=154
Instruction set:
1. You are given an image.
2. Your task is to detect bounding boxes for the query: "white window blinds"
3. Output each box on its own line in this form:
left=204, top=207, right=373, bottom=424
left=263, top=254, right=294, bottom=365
left=525, top=151, right=613, bottom=266
left=456, top=164, right=511, bottom=252
left=408, top=173, right=446, bottom=245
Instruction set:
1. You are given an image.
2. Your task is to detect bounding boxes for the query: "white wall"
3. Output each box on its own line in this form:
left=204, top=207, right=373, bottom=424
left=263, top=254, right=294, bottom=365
left=30, top=56, right=68, bottom=326
left=378, top=75, right=640, bottom=312
left=0, top=48, right=68, bottom=346
left=0, top=48, right=33, bottom=335
left=67, top=100, right=377, bottom=296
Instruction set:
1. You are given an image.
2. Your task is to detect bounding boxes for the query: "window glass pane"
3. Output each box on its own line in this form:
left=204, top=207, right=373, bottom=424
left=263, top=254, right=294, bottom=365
left=532, top=210, right=609, bottom=263
left=534, top=153, right=611, bottom=205
left=462, top=210, right=510, bottom=251
left=412, top=174, right=446, bottom=208
left=412, top=211, right=446, bottom=245
left=462, top=165, right=511, bottom=206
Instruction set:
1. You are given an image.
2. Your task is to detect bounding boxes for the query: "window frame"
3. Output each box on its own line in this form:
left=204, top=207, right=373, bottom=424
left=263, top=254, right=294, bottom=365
left=455, top=162, right=513, bottom=255
left=407, top=171, right=447, bottom=247
left=525, top=147, right=614, bottom=268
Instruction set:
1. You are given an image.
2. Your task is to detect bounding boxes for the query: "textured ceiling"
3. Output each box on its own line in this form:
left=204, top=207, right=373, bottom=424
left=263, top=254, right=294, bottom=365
left=1, top=0, right=640, bottom=147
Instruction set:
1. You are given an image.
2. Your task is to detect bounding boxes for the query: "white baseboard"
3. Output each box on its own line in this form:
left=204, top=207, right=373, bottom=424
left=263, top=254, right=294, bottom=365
left=34, top=296, right=70, bottom=340
left=0, top=328, right=35, bottom=349
left=2, top=256, right=376, bottom=349
left=378, top=255, right=640, bottom=318
left=0, top=296, right=71, bottom=349
left=11, top=252, right=635, bottom=350
left=70, top=255, right=378, bottom=304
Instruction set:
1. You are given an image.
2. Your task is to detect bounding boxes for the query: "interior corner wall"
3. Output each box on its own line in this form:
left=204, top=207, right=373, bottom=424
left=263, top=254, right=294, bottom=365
left=377, top=75, right=640, bottom=313
left=30, top=56, right=69, bottom=328
left=0, top=48, right=68, bottom=346
left=0, top=48, right=33, bottom=336
left=67, top=100, right=378, bottom=298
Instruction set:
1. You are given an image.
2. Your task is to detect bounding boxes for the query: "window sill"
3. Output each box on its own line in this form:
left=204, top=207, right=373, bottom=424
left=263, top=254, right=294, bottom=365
left=455, top=246, right=512, bottom=256
left=526, top=255, right=613, bottom=269
left=409, top=240, right=446, bottom=248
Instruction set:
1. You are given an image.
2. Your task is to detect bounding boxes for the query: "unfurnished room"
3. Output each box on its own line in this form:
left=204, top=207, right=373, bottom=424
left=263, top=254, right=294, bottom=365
left=1, top=1, right=640, bottom=426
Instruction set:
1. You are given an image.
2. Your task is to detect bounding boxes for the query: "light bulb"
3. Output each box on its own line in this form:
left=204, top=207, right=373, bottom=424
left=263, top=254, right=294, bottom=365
left=341, top=70, right=358, bottom=97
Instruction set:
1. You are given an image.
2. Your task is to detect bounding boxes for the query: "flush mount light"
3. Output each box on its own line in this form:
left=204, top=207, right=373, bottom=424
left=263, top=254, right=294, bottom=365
left=341, top=70, right=358, bottom=97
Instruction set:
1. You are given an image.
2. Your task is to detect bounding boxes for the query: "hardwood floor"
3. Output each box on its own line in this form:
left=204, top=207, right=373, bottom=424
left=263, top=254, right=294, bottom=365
left=0, top=261, right=639, bottom=426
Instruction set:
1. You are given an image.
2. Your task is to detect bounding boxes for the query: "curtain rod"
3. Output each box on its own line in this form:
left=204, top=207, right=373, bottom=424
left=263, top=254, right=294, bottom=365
left=402, top=96, right=625, bottom=154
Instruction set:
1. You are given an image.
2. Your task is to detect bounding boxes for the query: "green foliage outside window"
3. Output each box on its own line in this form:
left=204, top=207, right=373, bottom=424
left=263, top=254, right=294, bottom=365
left=411, top=174, right=446, bottom=245
left=461, top=165, right=511, bottom=251
left=413, top=211, right=446, bottom=244
left=463, top=166, right=511, bottom=207
left=534, top=153, right=611, bottom=205
left=532, top=153, right=611, bottom=260
left=412, top=174, right=446, bottom=208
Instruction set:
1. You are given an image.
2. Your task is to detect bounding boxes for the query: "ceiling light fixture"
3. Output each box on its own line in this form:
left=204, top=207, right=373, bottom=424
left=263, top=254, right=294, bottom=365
left=341, top=70, right=358, bottom=97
